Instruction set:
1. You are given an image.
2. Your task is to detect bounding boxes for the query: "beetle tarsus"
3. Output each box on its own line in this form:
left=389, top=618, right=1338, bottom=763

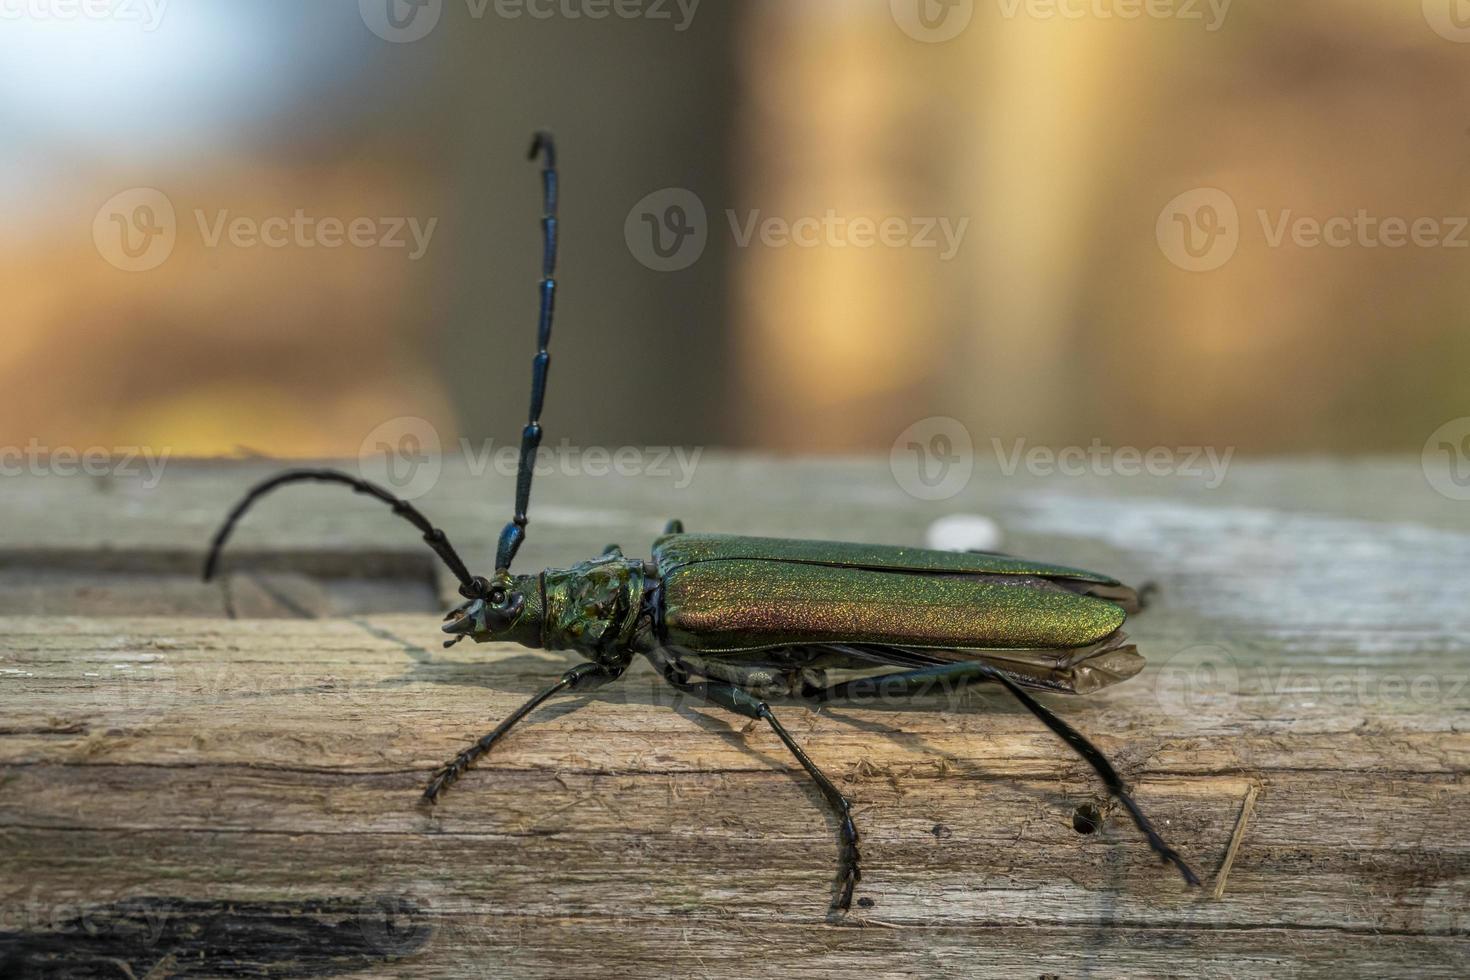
left=1114, top=792, right=1201, bottom=886
left=833, top=805, right=862, bottom=912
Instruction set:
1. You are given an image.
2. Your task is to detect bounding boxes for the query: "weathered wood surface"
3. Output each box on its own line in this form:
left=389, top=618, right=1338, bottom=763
left=1, top=456, right=1468, bottom=978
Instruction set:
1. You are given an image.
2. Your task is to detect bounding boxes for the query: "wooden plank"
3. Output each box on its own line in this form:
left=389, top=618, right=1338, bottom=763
left=1, top=457, right=1468, bottom=977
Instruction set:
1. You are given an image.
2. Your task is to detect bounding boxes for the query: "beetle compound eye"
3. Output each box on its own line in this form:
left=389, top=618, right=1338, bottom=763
left=483, top=590, right=526, bottom=630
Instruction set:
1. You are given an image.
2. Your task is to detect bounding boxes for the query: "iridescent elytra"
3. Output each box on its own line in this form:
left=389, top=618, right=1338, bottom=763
left=203, top=132, right=1200, bottom=913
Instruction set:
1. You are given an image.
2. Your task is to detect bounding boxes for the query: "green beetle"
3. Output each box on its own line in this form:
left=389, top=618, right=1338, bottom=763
left=204, top=132, right=1199, bottom=912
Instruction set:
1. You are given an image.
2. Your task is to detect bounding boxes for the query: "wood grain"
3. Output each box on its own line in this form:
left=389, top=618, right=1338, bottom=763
left=1, top=456, right=1467, bottom=978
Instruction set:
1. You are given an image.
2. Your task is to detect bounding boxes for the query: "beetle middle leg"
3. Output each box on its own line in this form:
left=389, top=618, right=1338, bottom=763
left=803, top=657, right=1200, bottom=886
left=645, top=649, right=861, bottom=912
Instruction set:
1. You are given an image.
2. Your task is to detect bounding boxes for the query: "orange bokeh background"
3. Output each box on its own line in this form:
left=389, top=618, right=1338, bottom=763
left=3, top=1, right=1465, bottom=458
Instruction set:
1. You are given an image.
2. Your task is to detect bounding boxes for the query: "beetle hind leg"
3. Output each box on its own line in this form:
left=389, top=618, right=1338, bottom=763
left=979, top=664, right=1200, bottom=887
left=803, top=656, right=1200, bottom=888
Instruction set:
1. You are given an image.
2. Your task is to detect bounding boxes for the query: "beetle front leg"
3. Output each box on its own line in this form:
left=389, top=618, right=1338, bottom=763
left=423, top=662, right=614, bottom=804
left=647, top=651, right=861, bottom=913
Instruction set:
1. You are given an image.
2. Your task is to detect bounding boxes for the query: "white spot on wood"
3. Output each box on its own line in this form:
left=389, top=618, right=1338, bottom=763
left=924, top=514, right=1004, bottom=553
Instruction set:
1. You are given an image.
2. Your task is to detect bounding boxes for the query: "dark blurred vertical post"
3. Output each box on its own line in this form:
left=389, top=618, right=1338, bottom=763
left=428, top=5, right=742, bottom=452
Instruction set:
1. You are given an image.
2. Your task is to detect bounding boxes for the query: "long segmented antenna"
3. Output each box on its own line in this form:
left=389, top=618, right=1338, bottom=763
left=202, top=468, right=488, bottom=599
left=494, top=131, right=558, bottom=573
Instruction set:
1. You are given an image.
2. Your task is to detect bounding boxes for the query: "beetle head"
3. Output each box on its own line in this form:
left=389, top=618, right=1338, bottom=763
left=442, top=572, right=543, bottom=648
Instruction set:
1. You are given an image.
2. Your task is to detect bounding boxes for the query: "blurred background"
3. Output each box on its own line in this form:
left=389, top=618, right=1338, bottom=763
left=2, top=0, right=1467, bottom=460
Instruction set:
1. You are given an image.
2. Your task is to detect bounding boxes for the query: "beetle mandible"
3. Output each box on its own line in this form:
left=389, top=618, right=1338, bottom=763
left=203, top=132, right=1200, bottom=911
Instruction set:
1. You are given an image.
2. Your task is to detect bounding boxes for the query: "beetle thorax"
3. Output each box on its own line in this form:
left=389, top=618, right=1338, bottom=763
left=541, top=555, right=648, bottom=665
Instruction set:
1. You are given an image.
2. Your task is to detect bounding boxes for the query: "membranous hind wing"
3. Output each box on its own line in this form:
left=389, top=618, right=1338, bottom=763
left=653, top=534, right=1145, bottom=693
left=816, top=639, right=1145, bottom=696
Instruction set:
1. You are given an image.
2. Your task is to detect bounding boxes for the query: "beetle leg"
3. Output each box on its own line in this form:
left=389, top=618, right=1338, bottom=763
left=687, top=656, right=820, bottom=699
left=804, top=659, right=1201, bottom=887
left=755, top=702, right=862, bottom=913
left=422, top=662, right=613, bottom=804
left=662, top=518, right=685, bottom=534
left=978, top=664, right=1200, bottom=886
left=645, top=650, right=860, bottom=913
